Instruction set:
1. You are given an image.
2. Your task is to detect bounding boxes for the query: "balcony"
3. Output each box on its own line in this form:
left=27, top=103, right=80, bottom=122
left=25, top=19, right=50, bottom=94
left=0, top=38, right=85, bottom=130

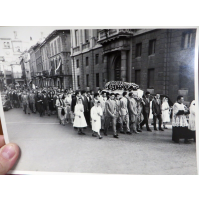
left=98, top=29, right=135, bottom=42
left=73, top=46, right=80, bottom=53
left=82, top=42, right=90, bottom=50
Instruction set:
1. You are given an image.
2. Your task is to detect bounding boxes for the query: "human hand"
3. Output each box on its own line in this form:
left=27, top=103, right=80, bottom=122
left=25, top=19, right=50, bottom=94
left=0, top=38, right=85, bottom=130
left=0, top=135, right=20, bottom=175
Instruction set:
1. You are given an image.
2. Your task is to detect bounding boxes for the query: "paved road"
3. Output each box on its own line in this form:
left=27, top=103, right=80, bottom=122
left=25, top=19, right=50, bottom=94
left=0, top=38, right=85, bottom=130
left=3, top=108, right=197, bottom=174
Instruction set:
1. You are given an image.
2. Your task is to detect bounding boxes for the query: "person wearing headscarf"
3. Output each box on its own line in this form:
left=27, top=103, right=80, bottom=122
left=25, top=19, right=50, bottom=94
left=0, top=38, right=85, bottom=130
left=73, top=98, right=87, bottom=135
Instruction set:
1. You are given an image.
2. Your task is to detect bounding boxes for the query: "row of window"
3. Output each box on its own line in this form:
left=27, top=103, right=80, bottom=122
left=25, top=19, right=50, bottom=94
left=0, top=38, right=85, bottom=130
left=74, top=29, right=99, bottom=47
left=135, top=39, right=156, bottom=57
left=50, top=37, right=61, bottom=56
left=77, top=70, right=154, bottom=88
left=135, top=32, right=193, bottom=58
left=135, top=69, right=154, bottom=89
left=76, top=54, right=99, bottom=68
left=77, top=73, right=100, bottom=88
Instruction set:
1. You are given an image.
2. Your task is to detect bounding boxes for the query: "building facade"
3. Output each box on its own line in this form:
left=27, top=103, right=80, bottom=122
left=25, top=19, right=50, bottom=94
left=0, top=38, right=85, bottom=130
left=71, top=29, right=196, bottom=103
left=28, top=29, right=72, bottom=89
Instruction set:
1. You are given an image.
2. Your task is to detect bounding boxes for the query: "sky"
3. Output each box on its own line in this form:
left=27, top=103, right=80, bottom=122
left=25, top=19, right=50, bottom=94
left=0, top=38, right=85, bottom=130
left=0, top=26, right=70, bottom=49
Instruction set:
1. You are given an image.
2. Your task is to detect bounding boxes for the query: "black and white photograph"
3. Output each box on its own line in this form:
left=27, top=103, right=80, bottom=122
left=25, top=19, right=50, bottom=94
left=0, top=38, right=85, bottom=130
left=0, top=27, right=197, bottom=174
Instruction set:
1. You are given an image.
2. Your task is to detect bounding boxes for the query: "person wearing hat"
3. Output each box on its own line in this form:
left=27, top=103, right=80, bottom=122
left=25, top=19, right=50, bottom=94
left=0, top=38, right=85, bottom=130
left=90, top=100, right=103, bottom=139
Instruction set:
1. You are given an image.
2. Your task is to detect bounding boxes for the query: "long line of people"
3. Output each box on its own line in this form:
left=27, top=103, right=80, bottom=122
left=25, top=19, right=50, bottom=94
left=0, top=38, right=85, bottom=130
left=4, top=87, right=195, bottom=143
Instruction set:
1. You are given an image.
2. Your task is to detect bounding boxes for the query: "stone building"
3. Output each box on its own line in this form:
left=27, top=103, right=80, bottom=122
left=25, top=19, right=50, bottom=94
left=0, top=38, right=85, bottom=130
left=71, top=29, right=196, bottom=103
left=70, top=29, right=103, bottom=91
left=28, top=29, right=72, bottom=89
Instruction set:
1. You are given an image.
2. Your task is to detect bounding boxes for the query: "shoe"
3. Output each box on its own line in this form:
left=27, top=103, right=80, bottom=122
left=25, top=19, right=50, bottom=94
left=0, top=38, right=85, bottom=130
left=154, top=128, right=158, bottom=131
left=134, top=131, right=139, bottom=134
left=147, top=129, right=152, bottom=132
left=78, top=132, right=82, bottom=135
left=120, top=131, right=125, bottom=134
left=164, top=126, right=168, bottom=129
left=92, top=134, right=97, bottom=137
left=113, top=135, right=119, bottom=138
left=137, top=129, right=142, bottom=132
left=101, top=129, right=104, bottom=131
left=159, top=128, right=164, bottom=131
left=99, top=136, right=103, bottom=139
left=81, top=132, right=86, bottom=135
left=126, top=131, right=132, bottom=135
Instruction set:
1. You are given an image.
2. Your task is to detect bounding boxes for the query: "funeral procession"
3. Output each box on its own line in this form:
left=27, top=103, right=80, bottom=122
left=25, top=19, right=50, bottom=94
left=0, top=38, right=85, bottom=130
left=0, top=28, right=196, bottom=174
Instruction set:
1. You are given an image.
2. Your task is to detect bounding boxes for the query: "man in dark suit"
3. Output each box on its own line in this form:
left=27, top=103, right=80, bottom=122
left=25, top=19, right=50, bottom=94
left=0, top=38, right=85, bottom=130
left=152, top=94, right=164, bottom=131
left=140, top=91, right=152, bottom=131
left=81, top=90, right=90, bottom=126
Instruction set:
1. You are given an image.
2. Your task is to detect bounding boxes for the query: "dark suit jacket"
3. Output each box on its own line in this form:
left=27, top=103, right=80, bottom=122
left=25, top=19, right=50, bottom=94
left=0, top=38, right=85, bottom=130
left=152, top=99, right=162, bottom=115
left=82, top=95, right=88, bottom=112
left=71, top=95, right=77, bottom=113
left=142, top=98, right=150, bottom=114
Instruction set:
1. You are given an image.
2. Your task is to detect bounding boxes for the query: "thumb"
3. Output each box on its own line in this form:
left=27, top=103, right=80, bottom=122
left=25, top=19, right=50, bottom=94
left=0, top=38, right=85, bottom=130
left=0, top=143, right=20, bottom=175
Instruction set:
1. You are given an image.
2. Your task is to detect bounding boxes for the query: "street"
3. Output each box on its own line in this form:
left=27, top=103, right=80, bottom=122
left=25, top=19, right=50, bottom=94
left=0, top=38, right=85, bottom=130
left=4, top=108, right=197, bottom=175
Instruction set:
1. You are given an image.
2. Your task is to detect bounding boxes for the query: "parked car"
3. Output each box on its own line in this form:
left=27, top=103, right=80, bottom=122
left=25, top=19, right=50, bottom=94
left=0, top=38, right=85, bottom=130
left=1, top=95, right=12, bottom=111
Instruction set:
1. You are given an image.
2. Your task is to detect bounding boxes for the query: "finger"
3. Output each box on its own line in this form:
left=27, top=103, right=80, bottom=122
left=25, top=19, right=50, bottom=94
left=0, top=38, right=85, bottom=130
left=0, top=135, right=5, bottom=148
left=0, top=143, right=20, bottom=175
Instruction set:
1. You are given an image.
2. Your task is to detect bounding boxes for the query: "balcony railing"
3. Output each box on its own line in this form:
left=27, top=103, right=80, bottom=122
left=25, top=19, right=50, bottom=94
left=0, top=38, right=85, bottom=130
left=82, top=42, right=90, bottom=50
left=98, top=29, right=135, bottom=41
left=73, top=46, right=80, bottom=53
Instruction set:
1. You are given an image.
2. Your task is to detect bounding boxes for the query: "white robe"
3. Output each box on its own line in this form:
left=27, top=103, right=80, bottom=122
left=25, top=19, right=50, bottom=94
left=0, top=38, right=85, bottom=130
left=73, top=104, right=87, bottom=128
left=91, top=106, right=102, bottom=132
left=161, top=101, right=170, bottom=123
left=188, top=100, right=195, bottom=131
left=172, top=102, right=188, bottom=127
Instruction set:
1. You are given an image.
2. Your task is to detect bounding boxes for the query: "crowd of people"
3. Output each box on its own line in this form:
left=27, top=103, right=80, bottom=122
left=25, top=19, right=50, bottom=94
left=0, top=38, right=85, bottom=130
left=3, top=86, right=195, bottom=143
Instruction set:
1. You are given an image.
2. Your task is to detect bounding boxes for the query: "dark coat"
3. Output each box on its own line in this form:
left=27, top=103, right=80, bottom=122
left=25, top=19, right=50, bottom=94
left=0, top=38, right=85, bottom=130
left=142, top=98, right=150, bottom=114
left=152, top=99, right=162, bottom=115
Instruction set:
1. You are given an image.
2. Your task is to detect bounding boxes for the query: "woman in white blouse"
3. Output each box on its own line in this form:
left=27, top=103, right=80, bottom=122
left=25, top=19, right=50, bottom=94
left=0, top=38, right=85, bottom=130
left=73, top=98, right=87, bottom=135
left=90, top=100, right=103, bottom=139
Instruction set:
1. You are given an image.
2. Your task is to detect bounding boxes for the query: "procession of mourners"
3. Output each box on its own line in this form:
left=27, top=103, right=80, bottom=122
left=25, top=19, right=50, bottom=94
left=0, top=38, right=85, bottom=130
left=2, top=82, right=196, bottom=144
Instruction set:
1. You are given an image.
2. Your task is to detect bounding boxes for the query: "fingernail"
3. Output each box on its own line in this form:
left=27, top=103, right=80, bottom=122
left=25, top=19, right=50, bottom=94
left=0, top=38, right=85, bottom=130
left=1, top=145, right=16, bottom=160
